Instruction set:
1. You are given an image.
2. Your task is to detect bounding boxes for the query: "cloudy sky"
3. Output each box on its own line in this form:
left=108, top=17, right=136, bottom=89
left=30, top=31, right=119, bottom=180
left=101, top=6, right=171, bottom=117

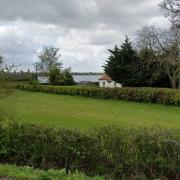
left=0, top=0, right=169, bottom=72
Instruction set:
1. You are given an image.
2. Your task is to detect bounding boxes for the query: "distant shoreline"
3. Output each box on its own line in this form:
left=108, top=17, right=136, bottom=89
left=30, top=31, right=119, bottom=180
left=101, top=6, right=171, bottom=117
left=72, top=72, right=103, bottom=75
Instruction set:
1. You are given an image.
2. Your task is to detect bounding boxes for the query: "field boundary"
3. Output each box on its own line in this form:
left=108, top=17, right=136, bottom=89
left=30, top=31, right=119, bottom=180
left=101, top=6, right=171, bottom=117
left=16, top=84, right=180, bottom=106
left=0, top=124, right=179, bottom=179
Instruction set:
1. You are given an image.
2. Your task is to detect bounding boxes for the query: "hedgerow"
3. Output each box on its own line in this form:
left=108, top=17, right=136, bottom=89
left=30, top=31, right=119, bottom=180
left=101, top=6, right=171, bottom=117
left=16, top=84, right=180, bottom=105
left=0, top=123, right=179, bottom=179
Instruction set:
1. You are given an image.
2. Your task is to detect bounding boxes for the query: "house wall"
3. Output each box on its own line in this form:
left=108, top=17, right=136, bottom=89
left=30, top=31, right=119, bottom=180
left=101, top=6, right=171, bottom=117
left=99, top=80, right=122, bottom=88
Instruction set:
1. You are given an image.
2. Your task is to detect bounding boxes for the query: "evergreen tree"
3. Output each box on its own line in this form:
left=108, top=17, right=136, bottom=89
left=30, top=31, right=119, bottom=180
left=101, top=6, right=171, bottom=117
left=104, top=45, right=121, bottom=83
left=104, top=37, right=139, bottom=86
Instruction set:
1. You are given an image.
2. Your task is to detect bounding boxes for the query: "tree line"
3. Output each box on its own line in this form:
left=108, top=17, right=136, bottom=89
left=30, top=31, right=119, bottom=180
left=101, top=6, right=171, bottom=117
left=104, top=0, right=179, bottom=88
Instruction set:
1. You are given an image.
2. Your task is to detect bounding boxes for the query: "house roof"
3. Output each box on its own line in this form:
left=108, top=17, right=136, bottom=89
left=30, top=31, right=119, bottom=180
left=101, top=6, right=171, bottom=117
left=99, top=74, right=112, bottom=81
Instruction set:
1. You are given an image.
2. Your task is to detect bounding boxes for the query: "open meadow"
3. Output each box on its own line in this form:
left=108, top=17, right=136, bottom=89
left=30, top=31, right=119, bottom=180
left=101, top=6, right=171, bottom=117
left=2, top=90, right=180, bottom=130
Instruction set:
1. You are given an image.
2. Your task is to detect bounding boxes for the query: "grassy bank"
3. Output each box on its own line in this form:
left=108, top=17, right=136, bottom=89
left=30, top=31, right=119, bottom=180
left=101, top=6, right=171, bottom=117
left=0, top=164, right=103, bottom=180
left=2, top=90, right=180, bottom=130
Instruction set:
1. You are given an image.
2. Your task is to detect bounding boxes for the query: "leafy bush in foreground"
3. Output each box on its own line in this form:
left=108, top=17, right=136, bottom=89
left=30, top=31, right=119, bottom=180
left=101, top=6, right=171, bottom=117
left=0, top=123, right=179, bottom=179
left=16, top=84, right=180, bottom=105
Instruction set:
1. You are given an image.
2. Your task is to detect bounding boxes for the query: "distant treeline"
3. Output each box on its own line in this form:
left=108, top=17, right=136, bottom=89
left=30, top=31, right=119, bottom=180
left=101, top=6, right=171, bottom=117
left=8, top=71, right=103, bottom=82
left=72, top=72, right=103, bottom=75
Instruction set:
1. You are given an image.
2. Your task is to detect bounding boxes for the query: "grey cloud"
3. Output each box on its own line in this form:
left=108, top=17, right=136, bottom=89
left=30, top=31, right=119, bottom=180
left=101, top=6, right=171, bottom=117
left=0, top=0, right=163, bottom=29
left=0, top=0, right=169, bottom=72
left=0, top=0, right=97, bottom=28
left=89, top=30, right=123, bottom=45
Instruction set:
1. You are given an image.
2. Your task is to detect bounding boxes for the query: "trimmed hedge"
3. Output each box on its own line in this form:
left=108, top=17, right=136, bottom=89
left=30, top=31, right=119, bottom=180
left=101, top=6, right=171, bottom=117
left=16, top=84, right=180, bottom=105
left=0, top=123, right=179, bottom=179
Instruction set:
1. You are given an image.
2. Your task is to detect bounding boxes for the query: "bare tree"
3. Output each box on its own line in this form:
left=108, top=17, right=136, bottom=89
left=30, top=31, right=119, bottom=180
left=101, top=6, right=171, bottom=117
left=159, top=0, right=180, bottom=27
left=136, top=25, right=168, bottom=52
left=162, top=42, right=180, bottom=88
left=0, top=53, right=21, bottom=81
left=136, top=25, right=180, bottom=88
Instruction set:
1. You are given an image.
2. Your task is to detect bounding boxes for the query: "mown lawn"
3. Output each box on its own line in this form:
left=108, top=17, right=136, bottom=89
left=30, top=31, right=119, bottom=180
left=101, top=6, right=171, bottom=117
left=2, top=90, right=180, bottom=130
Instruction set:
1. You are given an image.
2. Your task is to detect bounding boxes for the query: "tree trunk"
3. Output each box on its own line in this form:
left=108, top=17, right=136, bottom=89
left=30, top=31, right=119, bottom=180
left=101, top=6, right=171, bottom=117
left=170, top=79, right=176, bottom=88
left=166, top=67, right=177, bottom=89
left=167, top=74, right=177, bottom=89
left=178, top=78, right=180, bottom=89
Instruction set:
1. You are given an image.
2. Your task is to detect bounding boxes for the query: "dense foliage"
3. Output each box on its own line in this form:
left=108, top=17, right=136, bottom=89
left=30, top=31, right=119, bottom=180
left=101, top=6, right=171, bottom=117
left=49, top=67, right=61, bottom=85
left=104, top=37, right=177, bottom=88
left=16, top=84, right=180, bottom=106
left=0, top=123, right=179, bottom=179
left=49, top=68, right=74, bottom=86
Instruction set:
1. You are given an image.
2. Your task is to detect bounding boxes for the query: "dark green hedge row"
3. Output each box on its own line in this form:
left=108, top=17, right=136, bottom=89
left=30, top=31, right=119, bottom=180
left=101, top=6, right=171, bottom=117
left=0, top=123, right=179, bottom=180
left=16, top=84, right=180, bottom=105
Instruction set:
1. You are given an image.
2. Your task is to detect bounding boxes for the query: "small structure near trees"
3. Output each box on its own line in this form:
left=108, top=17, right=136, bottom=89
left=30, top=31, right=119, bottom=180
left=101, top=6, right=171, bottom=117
left=99, top=74, right=122, bottom=88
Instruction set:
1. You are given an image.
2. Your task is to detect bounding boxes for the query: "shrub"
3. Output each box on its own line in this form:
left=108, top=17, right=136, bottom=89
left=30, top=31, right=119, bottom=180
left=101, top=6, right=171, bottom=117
left=0, top=123, right=179, bottom=179
left=49, top=67, right=61, bottom=85
left=49, top=68, right=75, bottom=86
left=16, top=84, right=180, bottom=105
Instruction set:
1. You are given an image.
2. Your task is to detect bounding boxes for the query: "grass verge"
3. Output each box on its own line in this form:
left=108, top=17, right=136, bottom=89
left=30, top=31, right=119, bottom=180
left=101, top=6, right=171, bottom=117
left=0, top=164, right=103, bottom=180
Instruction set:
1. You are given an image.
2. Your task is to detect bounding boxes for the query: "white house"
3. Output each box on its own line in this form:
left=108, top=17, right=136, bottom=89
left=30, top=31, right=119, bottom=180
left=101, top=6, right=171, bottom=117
left=99, top=74, right=122, bottom=88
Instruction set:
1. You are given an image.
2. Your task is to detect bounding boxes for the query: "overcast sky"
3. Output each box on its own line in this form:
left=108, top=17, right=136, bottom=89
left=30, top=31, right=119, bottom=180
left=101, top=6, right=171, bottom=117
left=0, top=0, right=169, bottom=72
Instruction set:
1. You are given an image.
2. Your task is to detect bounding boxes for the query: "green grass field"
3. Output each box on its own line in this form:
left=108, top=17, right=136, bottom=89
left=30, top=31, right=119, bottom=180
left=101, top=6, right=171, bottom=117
left=2, top=90, right=180, bottom=130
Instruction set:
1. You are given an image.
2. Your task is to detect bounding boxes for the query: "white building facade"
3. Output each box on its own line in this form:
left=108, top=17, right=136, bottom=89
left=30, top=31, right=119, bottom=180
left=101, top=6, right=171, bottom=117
left=99, top=75, right=122, bottom=88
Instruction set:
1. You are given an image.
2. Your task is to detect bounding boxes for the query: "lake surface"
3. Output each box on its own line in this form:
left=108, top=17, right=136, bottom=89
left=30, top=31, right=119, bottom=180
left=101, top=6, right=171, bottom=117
left=72, top=75, right=101, bottom=83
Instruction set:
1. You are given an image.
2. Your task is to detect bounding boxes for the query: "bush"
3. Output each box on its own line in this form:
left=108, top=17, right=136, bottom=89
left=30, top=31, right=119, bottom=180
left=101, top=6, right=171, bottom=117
left=0, top=123, right=179, bottom=179
left=49, top=67, right=61, bottom=85
left=49, top=68, right=75, bottom=86
left=16, top=84, right=180, bottom=105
